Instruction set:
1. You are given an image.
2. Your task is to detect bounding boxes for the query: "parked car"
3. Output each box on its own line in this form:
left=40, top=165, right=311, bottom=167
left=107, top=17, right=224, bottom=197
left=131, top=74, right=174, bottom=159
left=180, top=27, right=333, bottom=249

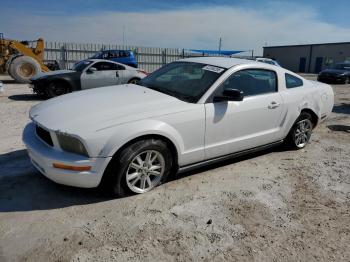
left=23, top=57, right=334, bottom=196
left=256, top=58, right=281, bottom=67
left=90, top=50, right=138, bottom=68
left=30, top=59, right=148, bottom=98
left=317, top=63, right=350, bottom=84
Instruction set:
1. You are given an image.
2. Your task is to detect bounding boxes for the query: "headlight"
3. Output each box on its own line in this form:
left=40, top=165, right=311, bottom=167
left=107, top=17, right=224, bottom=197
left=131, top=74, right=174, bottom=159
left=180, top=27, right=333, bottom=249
left=56, top=132, right=89, bottom=157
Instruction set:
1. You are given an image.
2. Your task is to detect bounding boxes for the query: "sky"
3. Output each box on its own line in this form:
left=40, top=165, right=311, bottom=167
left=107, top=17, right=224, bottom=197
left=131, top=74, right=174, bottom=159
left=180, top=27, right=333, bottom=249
left=1, top=0, right=350, bottom=55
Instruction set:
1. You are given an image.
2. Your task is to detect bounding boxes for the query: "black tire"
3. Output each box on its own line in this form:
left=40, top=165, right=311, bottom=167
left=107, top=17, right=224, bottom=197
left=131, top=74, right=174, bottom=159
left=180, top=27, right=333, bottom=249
left=7, top=65, right=14, bottom=79
left=128, top=78, right=140, bottom=85
left=8, top=56, right=41, bottom=83
left=46, top=81, right=70, bottom=98
left=5, top=55, right=18, bottom=79
left=102, top=139, right=173, bottom=197
left=285, top=112, right=313, bottom=150
left=344, top=77, right=350, bottom=85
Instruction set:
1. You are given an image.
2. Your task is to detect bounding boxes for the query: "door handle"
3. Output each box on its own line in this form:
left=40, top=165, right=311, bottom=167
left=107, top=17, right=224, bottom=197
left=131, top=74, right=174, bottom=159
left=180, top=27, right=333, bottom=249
left=268, top=101, right=281, bottom=109
left=116, top=71, right=119, bottom=77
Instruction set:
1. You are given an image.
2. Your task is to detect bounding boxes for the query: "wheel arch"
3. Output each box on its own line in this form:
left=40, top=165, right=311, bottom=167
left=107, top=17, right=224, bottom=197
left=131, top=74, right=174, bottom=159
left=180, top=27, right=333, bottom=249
left=50, top=72, right=81, bottom=92
left=99, top=132, right=180, bottom=188
left=111, top=134, right=179, bottom=169
left=300, top=108, right=319, bottom=128
left=49, top=78, right=73, bottom=91
left=127, top=77, right=141, bottom=84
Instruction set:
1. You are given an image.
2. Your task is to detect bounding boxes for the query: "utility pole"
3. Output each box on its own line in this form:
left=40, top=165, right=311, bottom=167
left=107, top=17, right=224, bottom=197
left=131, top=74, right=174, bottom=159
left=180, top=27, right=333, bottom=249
left=122, top=25, right=126, bottom=46
left=218, top=37, right=222, bottom=54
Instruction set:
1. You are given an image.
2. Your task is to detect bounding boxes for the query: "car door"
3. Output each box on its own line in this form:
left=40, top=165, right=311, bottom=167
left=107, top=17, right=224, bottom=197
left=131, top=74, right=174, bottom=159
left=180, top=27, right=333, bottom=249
left=113, top=63, right=129, bottom=84
left=204, top=69, right=284, bottom=159
left=80, top=61, right=121, bottom=89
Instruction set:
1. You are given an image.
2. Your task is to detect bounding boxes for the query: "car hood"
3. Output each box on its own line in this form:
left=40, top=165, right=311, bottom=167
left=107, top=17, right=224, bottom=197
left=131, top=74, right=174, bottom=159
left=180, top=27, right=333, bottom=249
left=30, top=84, right=191, bottom=134
left=31, top=70, right=76, bottom=80
left=320, top=69, right=347, bottom=75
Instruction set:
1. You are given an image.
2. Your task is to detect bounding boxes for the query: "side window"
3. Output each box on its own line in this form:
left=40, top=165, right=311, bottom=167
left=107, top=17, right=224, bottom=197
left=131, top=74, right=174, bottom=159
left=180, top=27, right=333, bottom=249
left=119, top=51, right=128, bottom=58
left=114, top=63, right=125, bottom=70
left=219, top=69, right=277, bottom=97
left=92, top=62, right=115, bottom=71
left=285, top=73, right=303, bottom=89
left=112, top=51, right=120, bottom=58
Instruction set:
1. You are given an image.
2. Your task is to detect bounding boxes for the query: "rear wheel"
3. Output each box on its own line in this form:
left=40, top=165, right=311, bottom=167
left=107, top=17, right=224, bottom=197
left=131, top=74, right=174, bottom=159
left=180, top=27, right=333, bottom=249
left=47, top=81, right=70, bottom=98
left=8, top=56, right=41, bottom=83
left=285, top=112, right=313, bottom=149
left=102, top=139, right=173, bottom=197
left=128, top=78, right=140, bottom=85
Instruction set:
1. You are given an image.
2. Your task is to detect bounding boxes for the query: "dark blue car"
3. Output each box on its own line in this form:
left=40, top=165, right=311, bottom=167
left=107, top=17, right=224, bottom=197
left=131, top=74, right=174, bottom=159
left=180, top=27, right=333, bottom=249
left=90, top=50, right=138, bottom=68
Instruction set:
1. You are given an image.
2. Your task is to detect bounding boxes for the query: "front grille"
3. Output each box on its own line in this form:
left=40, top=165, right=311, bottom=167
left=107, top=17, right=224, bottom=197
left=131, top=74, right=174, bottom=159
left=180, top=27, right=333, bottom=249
left=35, top=125, right=53, bottom=146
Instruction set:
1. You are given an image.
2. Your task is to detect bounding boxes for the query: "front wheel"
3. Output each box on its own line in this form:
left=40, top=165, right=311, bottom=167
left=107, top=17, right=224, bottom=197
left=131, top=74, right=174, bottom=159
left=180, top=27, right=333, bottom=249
left=102, top=139, right=173, bottom=197
left=285, top=112, right=313, bottom=149
left=47, top=81, right=70, bottom=98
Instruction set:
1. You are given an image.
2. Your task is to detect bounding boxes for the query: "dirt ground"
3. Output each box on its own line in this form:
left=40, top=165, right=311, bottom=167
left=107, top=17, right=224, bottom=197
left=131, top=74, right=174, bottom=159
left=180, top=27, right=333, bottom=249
left=0, top=74, right=349, bottom=262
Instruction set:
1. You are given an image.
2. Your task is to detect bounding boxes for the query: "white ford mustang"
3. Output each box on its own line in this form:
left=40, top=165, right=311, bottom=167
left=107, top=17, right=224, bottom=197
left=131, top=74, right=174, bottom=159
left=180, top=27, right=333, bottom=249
left=23, top=57, right=334, bottom=196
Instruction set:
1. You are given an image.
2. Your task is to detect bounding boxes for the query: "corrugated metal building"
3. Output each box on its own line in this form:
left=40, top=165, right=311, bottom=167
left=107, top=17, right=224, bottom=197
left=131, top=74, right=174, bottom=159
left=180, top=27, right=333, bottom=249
left=263, top=42, right=350, bottom=73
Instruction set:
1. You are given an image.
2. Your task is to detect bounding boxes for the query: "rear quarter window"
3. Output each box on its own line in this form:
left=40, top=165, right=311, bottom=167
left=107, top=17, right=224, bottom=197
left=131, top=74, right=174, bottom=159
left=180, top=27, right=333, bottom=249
left=285, top=73, right=303, bottom=88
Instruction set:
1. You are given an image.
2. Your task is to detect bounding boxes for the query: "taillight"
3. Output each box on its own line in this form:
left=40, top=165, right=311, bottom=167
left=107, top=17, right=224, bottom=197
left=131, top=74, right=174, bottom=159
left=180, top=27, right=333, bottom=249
left=137, top=70, right=149, bottom=75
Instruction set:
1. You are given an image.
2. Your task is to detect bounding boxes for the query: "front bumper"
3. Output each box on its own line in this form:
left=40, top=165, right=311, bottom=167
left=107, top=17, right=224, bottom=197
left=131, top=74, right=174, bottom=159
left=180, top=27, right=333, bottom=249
left=30, top=80, right=48, bottom=95
left=317, top=75, right=346, bottom=83
left=23, top=122, right=111, bottom=188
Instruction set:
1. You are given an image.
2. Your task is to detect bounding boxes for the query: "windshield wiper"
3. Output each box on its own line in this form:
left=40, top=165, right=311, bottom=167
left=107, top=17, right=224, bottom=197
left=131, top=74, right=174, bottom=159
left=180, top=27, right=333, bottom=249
left=142, top=84, right=193, bottom=103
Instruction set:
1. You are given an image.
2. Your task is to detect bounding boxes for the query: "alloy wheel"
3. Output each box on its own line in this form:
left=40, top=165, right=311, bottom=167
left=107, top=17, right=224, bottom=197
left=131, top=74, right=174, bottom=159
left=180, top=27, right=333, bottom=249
left=129, top=79, right=139, bottom=84
left=293, top=119, right=312, bottom=148
left=126, top=150, right=165, bottom=193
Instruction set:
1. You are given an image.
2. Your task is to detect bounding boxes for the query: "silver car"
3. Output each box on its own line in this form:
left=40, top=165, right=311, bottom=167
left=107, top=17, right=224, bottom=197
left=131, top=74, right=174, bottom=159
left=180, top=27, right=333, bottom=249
left=30, top=59, right=148, bottom=98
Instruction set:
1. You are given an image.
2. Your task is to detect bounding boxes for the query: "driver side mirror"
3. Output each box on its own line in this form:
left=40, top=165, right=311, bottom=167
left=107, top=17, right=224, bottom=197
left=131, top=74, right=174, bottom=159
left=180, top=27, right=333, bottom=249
left=214, top=88, right=244, bottom=102
left=86, top=67, right=97, bottom=74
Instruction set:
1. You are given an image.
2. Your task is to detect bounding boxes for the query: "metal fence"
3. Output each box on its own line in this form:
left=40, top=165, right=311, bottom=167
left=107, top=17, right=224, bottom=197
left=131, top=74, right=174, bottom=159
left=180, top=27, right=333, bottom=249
left=44, top=42, right=185, bottom=72
left=44, top=41, right=253, bottom=72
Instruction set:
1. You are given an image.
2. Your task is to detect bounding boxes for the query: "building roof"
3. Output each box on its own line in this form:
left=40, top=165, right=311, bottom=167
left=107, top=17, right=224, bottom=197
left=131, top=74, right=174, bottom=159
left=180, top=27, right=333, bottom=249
left=264, top=41, right=350, bottom=49
left=188, top=49, right=245, bottom=56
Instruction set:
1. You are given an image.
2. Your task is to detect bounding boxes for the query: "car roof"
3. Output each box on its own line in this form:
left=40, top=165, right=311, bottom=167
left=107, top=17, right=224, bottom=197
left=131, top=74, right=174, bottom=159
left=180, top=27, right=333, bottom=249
left=102, top=49, right=132, bottom=52
left=180, top=57, right=260, bottom=69
left=86, top=59, right=133, bottom=68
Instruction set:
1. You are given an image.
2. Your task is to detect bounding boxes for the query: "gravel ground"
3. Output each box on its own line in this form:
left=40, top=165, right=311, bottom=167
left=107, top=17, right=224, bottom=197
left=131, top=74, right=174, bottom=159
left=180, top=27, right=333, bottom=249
left=0, top=74, right=349, bottom=262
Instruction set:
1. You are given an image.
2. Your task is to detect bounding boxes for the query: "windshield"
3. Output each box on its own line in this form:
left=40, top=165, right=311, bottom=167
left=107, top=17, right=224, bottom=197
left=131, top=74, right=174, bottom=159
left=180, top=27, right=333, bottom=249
left=332, top=63, right=350, bottom=70
left=72, top=60, right=93, bottom=72
left=90, top=51, right=102, bottom=59
left=138, top=62, right=226, bottom=103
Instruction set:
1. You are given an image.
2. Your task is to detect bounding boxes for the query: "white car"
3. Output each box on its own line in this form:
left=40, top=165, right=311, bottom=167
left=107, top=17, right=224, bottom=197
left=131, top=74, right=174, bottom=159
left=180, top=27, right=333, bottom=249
left=23, top=57, right=334, bottom=196
left=256, top=58, right=281, bottom=67
left=30, top=59, right=148, bottom=98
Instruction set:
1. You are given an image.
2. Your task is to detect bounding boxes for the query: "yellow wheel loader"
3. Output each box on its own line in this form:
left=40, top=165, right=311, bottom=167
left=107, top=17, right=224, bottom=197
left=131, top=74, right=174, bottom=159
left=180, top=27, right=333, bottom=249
left=0, top=33, right=57, bottom=83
